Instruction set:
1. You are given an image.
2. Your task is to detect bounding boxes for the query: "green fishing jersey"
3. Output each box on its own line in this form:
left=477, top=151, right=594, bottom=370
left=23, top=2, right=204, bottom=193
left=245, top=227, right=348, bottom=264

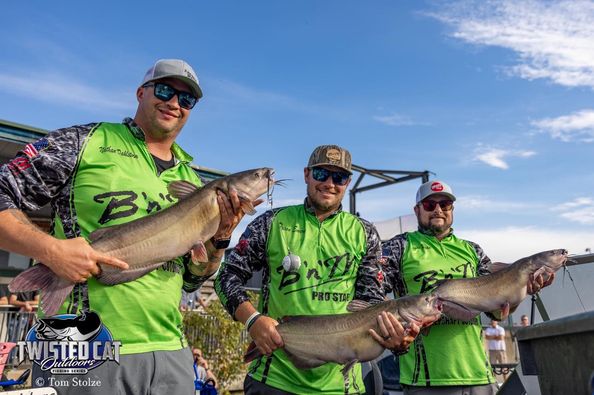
left=216, top=203, right=385, bottom=394
left=0, top=119, right=203, bottom=355
left=382, top=230, right=496, bottom=386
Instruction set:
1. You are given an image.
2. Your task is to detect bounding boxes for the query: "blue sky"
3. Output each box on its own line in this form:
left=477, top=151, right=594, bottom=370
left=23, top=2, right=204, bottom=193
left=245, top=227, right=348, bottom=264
left=1, top=0, right=593, bottom=262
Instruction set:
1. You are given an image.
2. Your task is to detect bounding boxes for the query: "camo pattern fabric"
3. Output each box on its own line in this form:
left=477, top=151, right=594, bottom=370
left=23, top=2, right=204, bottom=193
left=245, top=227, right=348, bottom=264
left=0, top=119, right=204, bottom=311
left=215, top=201, right=385, bottom=319
left=381, top=231, right=492, bottom=296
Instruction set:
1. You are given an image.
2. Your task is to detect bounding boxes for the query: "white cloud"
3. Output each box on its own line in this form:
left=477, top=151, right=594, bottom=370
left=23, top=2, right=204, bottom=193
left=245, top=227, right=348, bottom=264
left=457, top=195, right=532, bottom=211
left=473, top=146, right=536, bottom=169
left=373, top=113, right=421, bottom=127
left=0, top=72, right=133, bottom=112
left=457, top=226, right=594, bottom=262
left=430, top=0, right=594, bottom=89
left=531, top=109, right=594, bottom=142
left=552, top=197, right=594, bottom=225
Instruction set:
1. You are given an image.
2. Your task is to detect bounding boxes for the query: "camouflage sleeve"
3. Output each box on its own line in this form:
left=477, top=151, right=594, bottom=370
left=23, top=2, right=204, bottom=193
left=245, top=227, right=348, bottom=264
left=182, top=254, right=212, bottom=293
left=467, top=240, right=493, bottom=276
left=214, top=210, right=273, bottom=320
left=354, top=219, right=385, bottom=304
left=381, top=233, right=408, bottom=297
left=0, top=124, right=92, bottom=212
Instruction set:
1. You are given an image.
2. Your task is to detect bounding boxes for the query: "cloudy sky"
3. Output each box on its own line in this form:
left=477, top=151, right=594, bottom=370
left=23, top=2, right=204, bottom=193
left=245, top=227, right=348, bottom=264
left=1, top=0, right=593, bottom=266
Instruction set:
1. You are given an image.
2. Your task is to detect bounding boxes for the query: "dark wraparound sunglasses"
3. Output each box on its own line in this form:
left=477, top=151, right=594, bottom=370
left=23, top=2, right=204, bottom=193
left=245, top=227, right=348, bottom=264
left=143, top=82, right=198, bottom=109
left=420, top=199, right=454, bottom=211
left=311, top=167, right=350, bottom=186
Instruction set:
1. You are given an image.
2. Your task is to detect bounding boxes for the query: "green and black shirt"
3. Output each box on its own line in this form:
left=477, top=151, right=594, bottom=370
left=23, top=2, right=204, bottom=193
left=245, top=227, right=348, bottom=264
left=0, top=118, right=207, bottom=354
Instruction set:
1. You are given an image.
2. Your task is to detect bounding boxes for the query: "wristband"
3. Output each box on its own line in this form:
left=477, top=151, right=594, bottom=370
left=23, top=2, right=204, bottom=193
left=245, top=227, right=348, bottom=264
left=212, top=237, right=231, bottom=249
left=391, top=346, right=410, bottom=356
left=245, top=311, right=262, bottom=331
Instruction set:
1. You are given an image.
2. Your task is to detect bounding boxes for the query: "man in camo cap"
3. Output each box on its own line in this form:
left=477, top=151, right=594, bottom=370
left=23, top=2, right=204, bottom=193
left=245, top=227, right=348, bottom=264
left=216, top=144, right=418, bottom=394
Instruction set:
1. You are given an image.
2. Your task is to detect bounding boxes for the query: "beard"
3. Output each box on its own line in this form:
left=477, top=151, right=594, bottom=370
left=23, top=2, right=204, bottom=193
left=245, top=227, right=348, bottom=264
left=418, top=217, right=451, bottom=236
left=308, top=195, right=338, bottom=213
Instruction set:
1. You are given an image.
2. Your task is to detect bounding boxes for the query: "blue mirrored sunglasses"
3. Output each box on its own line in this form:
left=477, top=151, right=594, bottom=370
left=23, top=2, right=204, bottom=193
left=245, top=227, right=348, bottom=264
left=144, top=82, right=198, bottom=109
left=311, top=167, right=350, bottom=186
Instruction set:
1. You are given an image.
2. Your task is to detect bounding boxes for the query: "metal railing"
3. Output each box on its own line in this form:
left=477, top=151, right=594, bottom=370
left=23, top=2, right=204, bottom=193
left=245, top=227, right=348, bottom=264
left=0, top=306, right=38, bottom=369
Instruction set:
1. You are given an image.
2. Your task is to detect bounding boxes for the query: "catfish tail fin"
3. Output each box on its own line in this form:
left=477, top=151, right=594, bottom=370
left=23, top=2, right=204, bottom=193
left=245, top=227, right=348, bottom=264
left=9, top=264, right=74, bottom=316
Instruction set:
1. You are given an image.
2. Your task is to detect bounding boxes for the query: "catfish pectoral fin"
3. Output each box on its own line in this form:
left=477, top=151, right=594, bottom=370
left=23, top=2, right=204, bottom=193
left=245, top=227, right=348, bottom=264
left=244, top=341, right=261, bottom=363
left=441, top=300, right=481, bottom=321
left=284, top=350, right=327, bottom=370
left=191, top=241, right=208, bottom=263
left=239, top=198, right=257, bottom=215
left=9, top=264, right=74, bottom=316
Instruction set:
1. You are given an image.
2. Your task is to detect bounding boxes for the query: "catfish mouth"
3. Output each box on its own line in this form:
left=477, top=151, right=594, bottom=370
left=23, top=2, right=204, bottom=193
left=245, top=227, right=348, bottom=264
left=544, top=249, right=569, bottom=271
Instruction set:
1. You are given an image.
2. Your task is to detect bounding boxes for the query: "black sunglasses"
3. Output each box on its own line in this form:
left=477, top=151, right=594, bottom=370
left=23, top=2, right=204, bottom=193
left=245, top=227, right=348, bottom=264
left=143, top=82, right=198, bottom=110
left=311, top=167, right=350, bottom=186
left=420, top=199, right=454, bottom=212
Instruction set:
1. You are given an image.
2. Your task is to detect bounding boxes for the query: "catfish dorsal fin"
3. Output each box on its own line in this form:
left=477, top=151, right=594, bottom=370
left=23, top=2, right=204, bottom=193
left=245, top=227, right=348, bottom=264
left=346, top=299, right=372, bottom=312
left=168, top=180, right=200, bottom=200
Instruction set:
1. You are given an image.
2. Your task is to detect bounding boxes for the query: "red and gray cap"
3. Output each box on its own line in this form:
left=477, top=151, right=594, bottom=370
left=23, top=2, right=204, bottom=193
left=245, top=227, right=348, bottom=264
left=415, top=180, right=456, bottom=203
left=307, top=145, right=352, bottom=174
left=141, top=59, right=203, bottom=99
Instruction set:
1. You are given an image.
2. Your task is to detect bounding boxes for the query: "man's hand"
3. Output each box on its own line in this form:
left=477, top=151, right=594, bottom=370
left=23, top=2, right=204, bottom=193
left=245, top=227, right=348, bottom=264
left=43, top=237, right=129, bottom=283
left=212, top=189, right=263, bottom=241
left=527, top=272, right=555, bottom=294
left=247, top=315, right=284, bottom=356
left=369, top=311, right=419, bottom=354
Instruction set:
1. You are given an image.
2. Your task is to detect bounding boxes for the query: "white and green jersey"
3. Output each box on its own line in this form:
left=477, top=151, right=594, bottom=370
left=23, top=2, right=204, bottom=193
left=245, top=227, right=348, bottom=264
left=216, top=202, right=385, bottom=394
left=0, top=118, right=205, bottom=354
left=382, top=230, right=496, bottom=387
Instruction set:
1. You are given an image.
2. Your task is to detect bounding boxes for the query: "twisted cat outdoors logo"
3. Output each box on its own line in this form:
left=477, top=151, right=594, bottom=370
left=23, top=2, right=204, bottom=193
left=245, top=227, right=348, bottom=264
left=16, top=311, right=121, bottom=374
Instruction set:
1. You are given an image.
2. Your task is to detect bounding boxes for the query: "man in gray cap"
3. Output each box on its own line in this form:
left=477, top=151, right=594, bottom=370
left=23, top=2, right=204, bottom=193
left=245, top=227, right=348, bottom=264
left=381, top=180, right=553, bottom=395
left=0, top=59, right=249, bottom=394
left=215, top=145, right=418, bottom=395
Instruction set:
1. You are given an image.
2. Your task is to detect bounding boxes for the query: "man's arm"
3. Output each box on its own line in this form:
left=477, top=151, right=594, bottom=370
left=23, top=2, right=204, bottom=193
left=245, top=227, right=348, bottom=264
left=0, top=128, right=128, bottom=282
left=360, top=227, right=418, bottom=354
left=183, top=189, right=263, bottom=291
left=354, top=219, right=385, bottom=303
left=214, top=210, right=284, bottom=355
left=381, top=233, right=408, bottom=297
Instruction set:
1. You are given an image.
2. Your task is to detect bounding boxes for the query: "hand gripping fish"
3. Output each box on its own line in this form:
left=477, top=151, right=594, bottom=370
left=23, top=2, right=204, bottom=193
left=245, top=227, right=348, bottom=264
left=432, top=249, right=568, bottom=321
left=244, top=295, right=442, bottom=392
left=10, top=168, right=276, bottom=316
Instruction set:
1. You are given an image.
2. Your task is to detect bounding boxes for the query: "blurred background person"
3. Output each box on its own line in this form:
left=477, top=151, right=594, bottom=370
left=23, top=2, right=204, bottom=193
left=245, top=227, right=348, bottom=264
left=485, top=319, right=507, bottom=380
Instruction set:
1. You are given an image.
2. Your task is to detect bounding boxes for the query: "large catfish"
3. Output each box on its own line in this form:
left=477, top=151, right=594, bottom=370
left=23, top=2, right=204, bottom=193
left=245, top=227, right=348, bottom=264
left=244, top=294, right=442, bottom=374
left=10, top=168, right=275, bottom=316
left=432, top=249, right=568, bottom=321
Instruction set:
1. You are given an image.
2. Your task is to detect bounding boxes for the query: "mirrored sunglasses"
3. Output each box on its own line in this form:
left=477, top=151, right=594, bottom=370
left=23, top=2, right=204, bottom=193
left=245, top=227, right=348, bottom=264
left=311, top=167, right=350, bottom=186
left=420, top=199, right=454, bottom=211
left=144, top=82, right=198, bottom=109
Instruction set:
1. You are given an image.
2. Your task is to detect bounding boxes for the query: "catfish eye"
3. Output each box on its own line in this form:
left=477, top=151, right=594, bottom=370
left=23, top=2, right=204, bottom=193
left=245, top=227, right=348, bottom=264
left=254, top=172, right=260, bottom=178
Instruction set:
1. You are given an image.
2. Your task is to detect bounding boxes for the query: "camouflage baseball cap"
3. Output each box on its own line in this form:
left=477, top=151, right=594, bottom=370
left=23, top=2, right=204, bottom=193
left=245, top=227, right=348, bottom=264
left=307, top=145, right=352, bottom=174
